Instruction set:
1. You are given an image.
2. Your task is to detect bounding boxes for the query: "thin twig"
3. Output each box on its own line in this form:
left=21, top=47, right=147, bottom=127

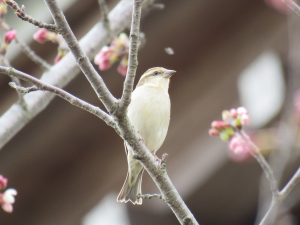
left=44, top=0, right=117, bottom=111
left=0, top=66, right=116, bottom=128
left=15, top=38, right=51, bottom=70
left=0, top=20, right=51, bottom=70
left=0, top=54, right=25, bottom=103
left=98, top=0, right=112, bottom=37
left=9, top=82, right=38, bottom=93
left=240, top=130, right=279, bottom=198
left=5, top=0, right=58, bottom=32
left=137, top=193, right=163, bottom=200
left=118, top=0, right=144, bottom=114
left=239, top=130, right=300, bottom=225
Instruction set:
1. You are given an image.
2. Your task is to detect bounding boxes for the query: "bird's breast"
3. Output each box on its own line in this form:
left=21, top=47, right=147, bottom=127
left=128, top=86, right=170, bottom=153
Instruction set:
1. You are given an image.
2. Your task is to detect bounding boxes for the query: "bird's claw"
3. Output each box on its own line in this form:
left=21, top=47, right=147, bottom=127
left=153, top=154, right=162, bottom=168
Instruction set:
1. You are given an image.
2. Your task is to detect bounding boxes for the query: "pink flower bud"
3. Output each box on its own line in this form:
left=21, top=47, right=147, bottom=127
left=117, top=56, right=128, bottom=76
left=2, top=203, right=13, bottom=213
left=54, top=49, right=67, bottom=64
left=0, top=188, right=17, bottom=213
left=33, top=29, right=49, bottom=44
left=211, top=121, right=230, bottom=130
left=229, top=135, right=252, bottom=155
left=209, top=128, right=220, bottom=136
left=230, top=108, right=237, bottom=118
left=94, top=46, right=115, bottom=71
left=4, top=30, right=17, bottom=44
left=0, top=175, right=7, bottom=190
left=222, top=110, right=230, bottom=121
left=240, top=114, right=250, bottom=126
left=237, top=107, right=248, bottom=115
left=117, top=63, right=127, bottom=76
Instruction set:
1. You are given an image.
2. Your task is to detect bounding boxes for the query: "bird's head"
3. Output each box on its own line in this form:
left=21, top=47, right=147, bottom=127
left=136, top=67, right=176, bottom=89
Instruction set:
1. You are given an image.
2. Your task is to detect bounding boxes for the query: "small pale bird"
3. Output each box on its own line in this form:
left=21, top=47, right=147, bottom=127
left=117, top=67, right=176, bottom=205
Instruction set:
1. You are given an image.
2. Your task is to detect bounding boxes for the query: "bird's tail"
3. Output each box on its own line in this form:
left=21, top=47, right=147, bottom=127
left=117, top=169, right=144, bottom=205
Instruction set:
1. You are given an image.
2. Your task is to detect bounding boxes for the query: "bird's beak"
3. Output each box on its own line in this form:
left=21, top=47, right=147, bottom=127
left=163, top=70, right=176, bottom=78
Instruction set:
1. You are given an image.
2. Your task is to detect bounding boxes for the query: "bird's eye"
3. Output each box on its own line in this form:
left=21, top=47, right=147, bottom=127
left=153, top=71, right=159, bottom=76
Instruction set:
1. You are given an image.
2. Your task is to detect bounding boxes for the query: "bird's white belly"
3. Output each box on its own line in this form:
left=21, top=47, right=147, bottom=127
left=128, top=86, right=170, bottom=153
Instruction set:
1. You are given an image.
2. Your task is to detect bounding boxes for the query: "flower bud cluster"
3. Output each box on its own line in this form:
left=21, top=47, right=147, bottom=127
left=209, top=107, right=249, bottom=141
left=33, top=28, right=61, bottom=44
left=0, top=175, right=17, bottom=213
left=209, top=107, right=252, bottom=157
left=94, top=33, right=129, bottom=76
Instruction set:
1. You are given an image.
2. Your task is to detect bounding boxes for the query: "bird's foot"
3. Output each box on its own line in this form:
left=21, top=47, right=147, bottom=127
left=153, top=153, right=162, bottom=168
left=137, top=131, right=144, bottom=142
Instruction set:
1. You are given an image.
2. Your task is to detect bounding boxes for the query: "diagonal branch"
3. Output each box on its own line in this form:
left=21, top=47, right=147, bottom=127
left=118, top=0, right=144, bottom=114
left=98, top=0, right=111, bottom=37
left=14, top=38, right=51, bottom=70
left=44, top=0, right=117, bottom=111
left=0, top=66, right=116, bottom=128
left=0, top=0, right=148, bottom=150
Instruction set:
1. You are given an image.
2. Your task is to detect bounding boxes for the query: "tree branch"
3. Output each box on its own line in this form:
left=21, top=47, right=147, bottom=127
left=0, top=66, right=116, bottom=128
left=0, top=20, right=51, bottom=71
left=238, top=131, right=300, bottom=225
left=2, top=1, right=200, bottom=224
left=14, top=38, right=51, bottom=70
left=240, top=130, right=279, bottom=198
left=5, top=0, right=58, bottom=32
left=118, top=0, right=143, bottom=114
left=0, top=0, right=150, bottom=149
left=44, top=0, right=117, bottom=111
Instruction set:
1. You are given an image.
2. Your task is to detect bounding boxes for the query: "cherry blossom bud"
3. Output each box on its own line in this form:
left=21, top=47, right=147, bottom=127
left=229, top=135, right=252, bottom=155
left=0, top=175, right=7, bottom=190
left=112, top=33, right=129, bottom=49
left=4, top=30, right=17, bottom=44
left=33, top=29, right=49, bottom=44
left=230, top=108, right=237, bottom=118
left=0, top=188, right=17, bottom=213
left=211, top=121, right=230, bottom=130
left=220, top=127, right=235, bottom=141
left=3, top=189, right=17, bottom=204
left=209, top=128, right=219, bottom=136
left=94, top=46, right=115, bottom=71
left=117, top=56, right=128, bottom=76
left=54, top=49, right=67, bottom=64
left=237, top=107, right=248, bottom=115
left=222, top=110, right=230, bottom=121
left=241, top=114, right=250, bottom=126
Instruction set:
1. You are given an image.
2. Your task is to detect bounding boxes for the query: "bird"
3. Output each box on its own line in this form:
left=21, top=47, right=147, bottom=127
left=117, top=67, right=176, bottom=205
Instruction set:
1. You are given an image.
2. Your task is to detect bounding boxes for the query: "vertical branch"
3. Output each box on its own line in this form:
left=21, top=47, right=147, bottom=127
left=44, top=0, right=117, bottom=111
left=118, top=0, right=144, bottom=114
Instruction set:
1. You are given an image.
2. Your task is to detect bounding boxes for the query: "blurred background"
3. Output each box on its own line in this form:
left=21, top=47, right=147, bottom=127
left=0, top=0, right=300, bottom=224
